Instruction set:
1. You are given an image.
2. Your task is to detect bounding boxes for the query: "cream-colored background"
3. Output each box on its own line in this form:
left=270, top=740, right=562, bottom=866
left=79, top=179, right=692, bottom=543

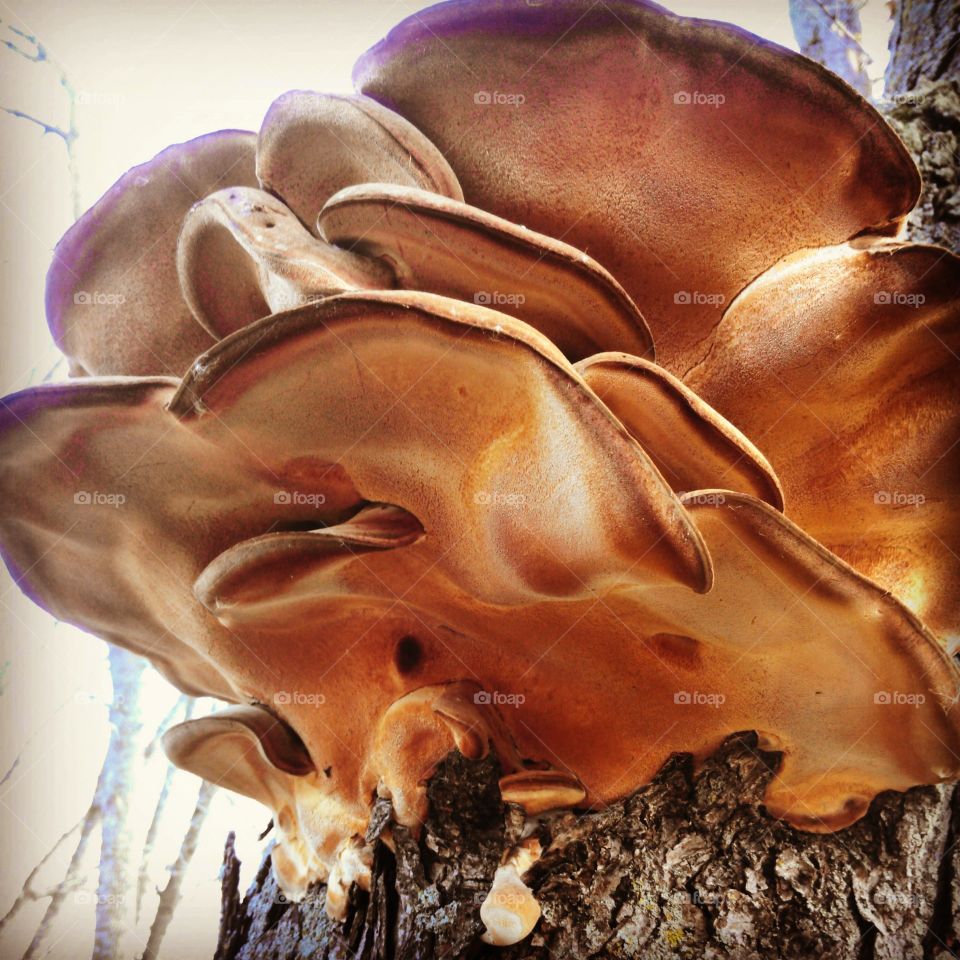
left=0, top=2, right=896, bottom=957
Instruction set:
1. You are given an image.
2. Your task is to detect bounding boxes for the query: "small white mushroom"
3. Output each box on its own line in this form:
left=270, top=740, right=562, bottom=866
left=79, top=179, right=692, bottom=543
left=324, top=837, right=374, bottom=921
left=480, top=839, right=543, bottom=947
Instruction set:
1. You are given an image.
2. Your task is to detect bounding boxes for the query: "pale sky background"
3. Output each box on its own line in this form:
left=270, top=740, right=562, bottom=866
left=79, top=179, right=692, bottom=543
left=0, top=2, right=900, bottom=957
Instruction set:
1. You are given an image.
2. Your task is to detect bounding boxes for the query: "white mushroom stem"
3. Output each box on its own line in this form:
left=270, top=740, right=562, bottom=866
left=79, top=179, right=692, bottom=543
left=270, top=805, right=327, bottom=903
left=324, top=837, right=374, bottom=921
left=480, top=839, right=543, bottom=947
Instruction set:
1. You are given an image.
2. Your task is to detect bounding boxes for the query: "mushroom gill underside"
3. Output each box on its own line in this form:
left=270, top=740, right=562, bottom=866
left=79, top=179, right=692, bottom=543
left=1, top=0, right=959, bottom=946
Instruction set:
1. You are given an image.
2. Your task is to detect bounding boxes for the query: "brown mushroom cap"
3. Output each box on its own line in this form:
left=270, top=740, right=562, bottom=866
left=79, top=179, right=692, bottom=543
left=319, top=183, right=654, bottom=361
left=671, top=492, right=960, bottom=831
left=354, top=0, right=920, bottom=372
left=360, top=681, right=524, bottom=829
left=46, top=130, right=258, bottom=376
left=257, top=91, right=463, bottom=236
left=0, top=376, right=363, bottom=699
left=2, top=291, right=958, bottom=856
left=194, top=503, right=424, bottom=627
left=498, top=768, right=586, bottom=814
left=163, top=705, right=365, bottom=902
left=162, top=705, right=315, bottom=794
left=576, top=352, right=783, bottom=508
left=171, top=290, right=710, bottom=601
left=177, top=186, right=392, bottom=338
left=685, top=239, right=960, bottom=645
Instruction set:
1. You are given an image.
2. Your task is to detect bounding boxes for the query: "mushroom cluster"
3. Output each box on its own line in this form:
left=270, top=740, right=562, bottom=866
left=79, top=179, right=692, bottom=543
left=2, top=0, right=959, bottom=945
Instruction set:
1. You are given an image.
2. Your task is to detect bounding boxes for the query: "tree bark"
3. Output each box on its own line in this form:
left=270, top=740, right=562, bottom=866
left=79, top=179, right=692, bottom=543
left=216, top=740, right=959, bottom=959
left=215, top=3, right=960, bottom=957
left=880, top=0, right=960, bottom=250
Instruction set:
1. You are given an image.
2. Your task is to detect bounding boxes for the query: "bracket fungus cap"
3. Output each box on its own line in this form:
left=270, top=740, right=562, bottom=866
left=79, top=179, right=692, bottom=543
left=257, top=90, right=463, bottom=235
left=45, top=130, right=257, bottom=376
left=355, top=0, right=921, bottom=372
left=177, top=186, right=392, bottom=338
left=319, top=182, right=654, bottom=361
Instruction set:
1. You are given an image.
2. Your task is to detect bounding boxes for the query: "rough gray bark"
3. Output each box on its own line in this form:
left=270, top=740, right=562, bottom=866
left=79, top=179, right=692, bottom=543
left=216, top=740, right=959, bottom=959
left=879, top=0, right=960, bottom=250
left=214, top=3, right=960, bottom=957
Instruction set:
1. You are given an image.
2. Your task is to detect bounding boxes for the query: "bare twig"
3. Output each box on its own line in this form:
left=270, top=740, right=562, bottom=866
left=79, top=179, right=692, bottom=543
left=810, top=0, right=873, bottom=62
left=0, top=817, right=83, bottom=934
left=136, top=699, right=195, bottom=919
left=0, top=20, right=80, bottom=218
left=141, top=781, right=218, bottom=960
left=143, top=695, right=192, bottom=760
left=21, top=801, right=101, bottom=960
left=93, top=647, right=146, bottom=960
left=0, top=754, right=20, bottom=790
left=789, top=0, right=872, bottom=96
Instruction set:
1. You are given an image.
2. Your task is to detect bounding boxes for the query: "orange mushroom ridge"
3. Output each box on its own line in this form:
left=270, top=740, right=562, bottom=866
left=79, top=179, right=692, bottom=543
left=2, top=0, right=959, bottom=943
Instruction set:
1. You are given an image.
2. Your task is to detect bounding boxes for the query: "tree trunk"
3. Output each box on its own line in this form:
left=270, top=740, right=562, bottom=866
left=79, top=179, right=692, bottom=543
left=880, top=0, right=960, bottom=250
left=214, top=3, right=960, bottom=957
left=216, top=740, right=959, bottom=959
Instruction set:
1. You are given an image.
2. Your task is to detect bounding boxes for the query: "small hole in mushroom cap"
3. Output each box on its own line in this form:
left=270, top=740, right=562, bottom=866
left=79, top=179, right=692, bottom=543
left=394, top=636, right=423, bottom=675
left=647, top=633, right=702, bottom=670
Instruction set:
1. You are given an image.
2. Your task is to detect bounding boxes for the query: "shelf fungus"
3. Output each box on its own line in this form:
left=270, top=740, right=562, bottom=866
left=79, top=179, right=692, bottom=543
left=2, top=0, right=959, bottom=946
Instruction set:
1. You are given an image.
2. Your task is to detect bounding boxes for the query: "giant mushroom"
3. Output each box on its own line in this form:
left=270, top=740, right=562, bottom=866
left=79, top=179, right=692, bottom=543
left=1, top=0, right=959, bottom=949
